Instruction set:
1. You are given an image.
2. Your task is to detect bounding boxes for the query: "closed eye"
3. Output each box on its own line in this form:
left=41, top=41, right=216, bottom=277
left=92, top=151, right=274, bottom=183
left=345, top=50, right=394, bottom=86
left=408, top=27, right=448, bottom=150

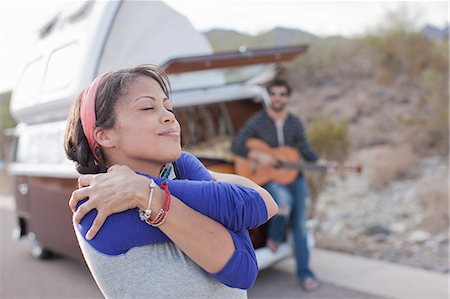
left=141, top=107, right=154, bottom=111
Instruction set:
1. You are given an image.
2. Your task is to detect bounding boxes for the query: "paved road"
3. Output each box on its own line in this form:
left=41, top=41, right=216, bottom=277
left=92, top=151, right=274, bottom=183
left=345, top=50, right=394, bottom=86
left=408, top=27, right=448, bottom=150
left=1, top=207, right=102, bottom=298
left=1, top=197, right=387, bottom=299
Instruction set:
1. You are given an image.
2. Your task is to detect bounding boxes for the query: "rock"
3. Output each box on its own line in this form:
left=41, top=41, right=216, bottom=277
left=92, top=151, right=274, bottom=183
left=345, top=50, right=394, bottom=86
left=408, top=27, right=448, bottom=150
left=329, top=223, right=344, bottom=237
left=374, top=234, right=387, bottom=243
left=407, top=230, right=431, bottom=243
left=390, top=222, right=407, bottom=234
left=364, top=224, right=391, bottom=236
left=315, top=155, right=448, bottom=273
left=435, top=234, right=449, bottom=245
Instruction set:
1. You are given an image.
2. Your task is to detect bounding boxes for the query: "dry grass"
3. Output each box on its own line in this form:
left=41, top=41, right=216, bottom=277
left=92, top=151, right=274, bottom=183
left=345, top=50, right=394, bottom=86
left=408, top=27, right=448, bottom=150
left=419, top=189, right=449, bottom=234
left=414, top=172, right=449, bottom=234
left=360, top=144, right=421, bottom=189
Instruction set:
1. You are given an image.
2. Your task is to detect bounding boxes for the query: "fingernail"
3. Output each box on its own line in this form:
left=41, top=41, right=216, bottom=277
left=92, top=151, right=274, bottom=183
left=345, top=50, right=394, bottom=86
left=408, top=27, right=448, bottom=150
left=86, top=232, right=93, bottom=240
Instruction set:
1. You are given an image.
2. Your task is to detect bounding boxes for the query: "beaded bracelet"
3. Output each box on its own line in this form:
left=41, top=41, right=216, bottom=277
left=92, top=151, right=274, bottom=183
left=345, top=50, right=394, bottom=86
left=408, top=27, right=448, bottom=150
left=145, top=180, right=171, bottom=227
left=138, top=180, right=157, bottom=221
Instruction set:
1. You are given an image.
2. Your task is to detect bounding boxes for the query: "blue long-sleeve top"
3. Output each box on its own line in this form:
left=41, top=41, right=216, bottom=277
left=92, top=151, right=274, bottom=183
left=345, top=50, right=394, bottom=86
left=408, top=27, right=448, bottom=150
left=76, top=151, right=268, bottom=289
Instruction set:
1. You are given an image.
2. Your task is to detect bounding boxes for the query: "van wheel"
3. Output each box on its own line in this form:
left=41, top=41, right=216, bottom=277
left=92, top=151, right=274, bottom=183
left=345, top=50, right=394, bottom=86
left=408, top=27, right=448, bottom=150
left=27, top=232, right=52, bottom=259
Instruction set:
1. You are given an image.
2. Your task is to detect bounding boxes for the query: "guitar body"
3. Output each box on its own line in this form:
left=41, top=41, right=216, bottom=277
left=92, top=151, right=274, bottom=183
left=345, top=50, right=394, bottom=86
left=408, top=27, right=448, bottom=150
left=234, top=138, right=362, bottom=185
left=234, top=139, right=301, bottom=185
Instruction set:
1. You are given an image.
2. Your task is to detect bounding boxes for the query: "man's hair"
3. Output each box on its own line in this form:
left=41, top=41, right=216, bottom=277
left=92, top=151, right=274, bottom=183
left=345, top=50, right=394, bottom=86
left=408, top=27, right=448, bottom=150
left=266, top=78, right=291, bottom=96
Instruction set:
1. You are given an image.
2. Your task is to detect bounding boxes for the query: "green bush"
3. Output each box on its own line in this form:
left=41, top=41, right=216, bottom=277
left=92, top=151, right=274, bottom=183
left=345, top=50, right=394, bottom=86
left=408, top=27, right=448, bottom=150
left=305, top=116, right=350, bottom=217
left=308, top=115, right=350, bottom=162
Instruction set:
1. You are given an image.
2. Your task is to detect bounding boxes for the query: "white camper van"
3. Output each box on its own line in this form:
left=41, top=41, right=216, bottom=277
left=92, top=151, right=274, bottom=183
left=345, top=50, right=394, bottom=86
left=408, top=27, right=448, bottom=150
left=9, top=0, right=307, bottom=268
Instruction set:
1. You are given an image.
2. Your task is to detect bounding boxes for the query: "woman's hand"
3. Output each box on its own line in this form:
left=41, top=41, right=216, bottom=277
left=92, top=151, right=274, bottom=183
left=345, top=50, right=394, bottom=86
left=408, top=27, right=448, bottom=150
left=209, top=171, right=279, bottom=219
left=69, top=165, right=150, bottom=240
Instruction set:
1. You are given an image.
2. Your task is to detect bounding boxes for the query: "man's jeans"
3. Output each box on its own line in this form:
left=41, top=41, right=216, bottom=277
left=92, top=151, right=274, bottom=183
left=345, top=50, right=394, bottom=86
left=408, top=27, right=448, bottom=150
left=264, top=175, right=315, bottom=281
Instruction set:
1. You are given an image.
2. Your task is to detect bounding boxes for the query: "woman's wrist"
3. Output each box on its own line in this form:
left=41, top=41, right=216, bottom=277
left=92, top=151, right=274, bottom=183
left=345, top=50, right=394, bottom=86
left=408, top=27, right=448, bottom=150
left=134, top=176, right=154, bottom=211
left=149, top=187, right=164, bottom=221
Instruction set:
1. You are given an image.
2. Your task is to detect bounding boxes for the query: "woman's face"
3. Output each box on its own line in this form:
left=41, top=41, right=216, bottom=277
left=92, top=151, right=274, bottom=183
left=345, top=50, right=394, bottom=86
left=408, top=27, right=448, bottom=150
left=101, top=75, right=181, bottom=172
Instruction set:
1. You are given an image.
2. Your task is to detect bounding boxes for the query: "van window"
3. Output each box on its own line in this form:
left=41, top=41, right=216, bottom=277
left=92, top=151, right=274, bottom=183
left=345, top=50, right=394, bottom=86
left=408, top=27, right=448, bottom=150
left=13, top=57, right=45, bottom=108
left=16, top=123, right=68, bottom=165
left=43, top=42, right=80, bottom=94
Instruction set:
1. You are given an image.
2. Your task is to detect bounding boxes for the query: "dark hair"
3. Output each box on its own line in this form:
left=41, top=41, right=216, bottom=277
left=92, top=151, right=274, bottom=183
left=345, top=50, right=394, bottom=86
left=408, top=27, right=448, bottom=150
left=267, top=78, right=291, bottom=96
left=64, top=64, right=171, bottom=174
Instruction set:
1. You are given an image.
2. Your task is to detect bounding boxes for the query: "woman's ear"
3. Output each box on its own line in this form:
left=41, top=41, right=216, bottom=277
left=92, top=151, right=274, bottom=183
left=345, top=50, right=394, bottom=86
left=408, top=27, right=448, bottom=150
left=94, top=127, right=115, bottom=148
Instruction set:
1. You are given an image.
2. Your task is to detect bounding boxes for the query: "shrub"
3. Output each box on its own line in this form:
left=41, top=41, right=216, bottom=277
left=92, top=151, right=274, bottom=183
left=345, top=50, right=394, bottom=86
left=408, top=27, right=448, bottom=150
left=400, top=67, right=449, bottom=157
left=359, top=5, right=449, bottom=157
left=308, top=114, right=350, bottom=162
left=305, top=115, right=350, bottom=217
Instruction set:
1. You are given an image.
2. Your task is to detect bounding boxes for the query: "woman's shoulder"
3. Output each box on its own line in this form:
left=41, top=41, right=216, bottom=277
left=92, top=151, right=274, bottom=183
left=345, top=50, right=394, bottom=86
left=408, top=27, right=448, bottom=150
left=175, top=151, right=203, bottom=170
left=179, top=151, right=197, bottom=162
left=175, top=152, right=213, bottom=181
left=175, top=151, right=198, bottom=174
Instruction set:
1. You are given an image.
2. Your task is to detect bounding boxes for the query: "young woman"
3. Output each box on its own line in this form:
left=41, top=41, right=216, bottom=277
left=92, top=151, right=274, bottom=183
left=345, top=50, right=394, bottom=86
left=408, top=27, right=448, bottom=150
left=64, top=64, right=278, bottom=298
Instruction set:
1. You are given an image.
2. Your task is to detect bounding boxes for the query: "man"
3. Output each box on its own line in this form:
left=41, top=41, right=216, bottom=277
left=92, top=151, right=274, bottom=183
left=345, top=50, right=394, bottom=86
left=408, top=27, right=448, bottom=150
left=231, top=79, right=325, bottom=292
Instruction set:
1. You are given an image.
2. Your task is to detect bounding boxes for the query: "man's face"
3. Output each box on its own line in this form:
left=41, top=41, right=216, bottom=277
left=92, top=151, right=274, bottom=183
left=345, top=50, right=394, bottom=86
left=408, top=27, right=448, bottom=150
left=268, top=85, right=290, bottom=112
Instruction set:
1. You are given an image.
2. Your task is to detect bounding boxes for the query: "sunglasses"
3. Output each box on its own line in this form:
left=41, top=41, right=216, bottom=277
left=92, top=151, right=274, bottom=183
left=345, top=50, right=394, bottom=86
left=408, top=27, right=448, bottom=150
left=269, top=91, right=289, bottom=97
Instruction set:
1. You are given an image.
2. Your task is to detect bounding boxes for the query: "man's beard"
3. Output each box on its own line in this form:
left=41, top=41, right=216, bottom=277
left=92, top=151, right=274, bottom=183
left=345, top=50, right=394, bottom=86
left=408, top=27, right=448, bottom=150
left=271, top=103, right=286, bottom=112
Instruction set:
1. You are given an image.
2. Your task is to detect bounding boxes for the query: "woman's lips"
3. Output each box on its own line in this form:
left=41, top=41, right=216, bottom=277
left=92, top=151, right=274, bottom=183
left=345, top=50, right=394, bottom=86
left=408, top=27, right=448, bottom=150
left=159, top=131, right=180, bottom=137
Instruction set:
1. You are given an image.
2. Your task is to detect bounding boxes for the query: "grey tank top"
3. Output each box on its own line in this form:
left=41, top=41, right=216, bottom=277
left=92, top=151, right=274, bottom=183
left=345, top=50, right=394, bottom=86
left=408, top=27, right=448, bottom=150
left=75, top=228, right=247, bottom=299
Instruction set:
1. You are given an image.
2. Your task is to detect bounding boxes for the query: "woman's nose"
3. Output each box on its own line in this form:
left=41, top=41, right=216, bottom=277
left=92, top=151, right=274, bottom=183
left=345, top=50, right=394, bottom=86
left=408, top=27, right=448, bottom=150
left=161, top=109, right=175, bottom=123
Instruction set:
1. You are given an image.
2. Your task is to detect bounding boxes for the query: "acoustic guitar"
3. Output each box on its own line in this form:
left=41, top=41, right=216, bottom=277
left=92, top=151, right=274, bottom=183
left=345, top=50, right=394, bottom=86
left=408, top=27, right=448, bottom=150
left=234, top=138, right=362, bottom=185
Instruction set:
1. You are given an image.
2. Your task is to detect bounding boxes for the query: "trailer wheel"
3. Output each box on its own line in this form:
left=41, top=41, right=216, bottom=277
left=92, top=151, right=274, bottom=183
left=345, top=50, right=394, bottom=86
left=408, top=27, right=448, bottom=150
left=27, top=232, right=52, bottom=259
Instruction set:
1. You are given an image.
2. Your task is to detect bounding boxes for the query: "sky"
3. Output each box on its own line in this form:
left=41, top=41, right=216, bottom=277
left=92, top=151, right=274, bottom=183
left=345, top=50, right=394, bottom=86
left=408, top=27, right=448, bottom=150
left=166, top=1, right=448, bottom=36
left=0, top=0, right=448, bottom=93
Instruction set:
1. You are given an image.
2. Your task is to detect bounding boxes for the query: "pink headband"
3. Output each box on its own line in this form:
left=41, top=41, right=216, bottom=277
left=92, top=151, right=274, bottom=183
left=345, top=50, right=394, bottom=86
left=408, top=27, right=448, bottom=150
left=80, top=72, right=113, bottom=161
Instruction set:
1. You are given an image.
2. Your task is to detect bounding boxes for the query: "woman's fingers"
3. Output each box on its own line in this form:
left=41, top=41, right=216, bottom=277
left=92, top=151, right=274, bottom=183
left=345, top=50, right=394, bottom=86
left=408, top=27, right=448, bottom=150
left=78, top=174, right=95, bottom=187
left=71, top=166, right=145, bottom=239
left=73, top=199, right=96, bottom=224
left=69, top=187, right=92, bottom=212
left=85, top=212, right=107, bottom=240
left=107, top=164, right=121, bottom=172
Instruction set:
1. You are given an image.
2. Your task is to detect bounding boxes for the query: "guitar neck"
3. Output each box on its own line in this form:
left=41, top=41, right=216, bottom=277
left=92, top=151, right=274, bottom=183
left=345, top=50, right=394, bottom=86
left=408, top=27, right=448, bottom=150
left=281, top=161, right=328, bottom=172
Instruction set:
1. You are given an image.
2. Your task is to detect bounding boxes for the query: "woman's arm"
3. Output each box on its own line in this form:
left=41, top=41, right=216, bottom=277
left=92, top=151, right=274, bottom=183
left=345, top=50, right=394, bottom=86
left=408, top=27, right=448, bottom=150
left=153, top=192, right=258, bottom=289
left=177, top=151, right=278, bottom=220
left=72, top=161, right=273, bottom=237
left=148, top=177, right=270, bottom=232
left=209, top=170, right=278, bottom=219
left=72, top=172, right=258, bottom=289
left=72, top=170, right=270, bottom=244
left=211, top=230, right=257, bottom=289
